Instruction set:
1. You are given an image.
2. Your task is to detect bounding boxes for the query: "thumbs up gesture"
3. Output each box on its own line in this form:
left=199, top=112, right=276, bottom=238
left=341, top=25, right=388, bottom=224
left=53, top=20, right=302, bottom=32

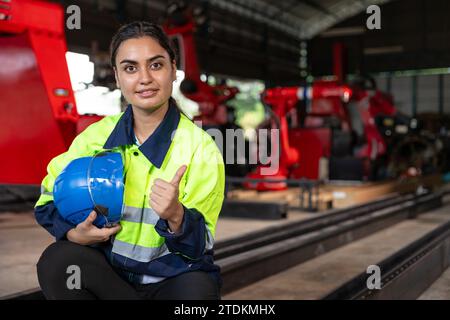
left=150, top=165, right=187, bottom=233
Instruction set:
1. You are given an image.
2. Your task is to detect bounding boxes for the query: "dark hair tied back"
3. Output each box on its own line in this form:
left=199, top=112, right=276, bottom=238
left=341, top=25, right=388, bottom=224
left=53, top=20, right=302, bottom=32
left=110, top=21, right=176, bottom=68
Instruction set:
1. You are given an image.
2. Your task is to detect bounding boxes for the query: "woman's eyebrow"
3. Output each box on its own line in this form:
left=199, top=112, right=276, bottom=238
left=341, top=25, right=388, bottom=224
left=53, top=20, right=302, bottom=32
left=119, top=55, right=166, bottom=65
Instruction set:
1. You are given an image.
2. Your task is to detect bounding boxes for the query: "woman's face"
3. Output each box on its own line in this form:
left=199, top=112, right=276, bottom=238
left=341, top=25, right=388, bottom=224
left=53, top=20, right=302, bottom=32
left=114, top=36, right=176, bottom=112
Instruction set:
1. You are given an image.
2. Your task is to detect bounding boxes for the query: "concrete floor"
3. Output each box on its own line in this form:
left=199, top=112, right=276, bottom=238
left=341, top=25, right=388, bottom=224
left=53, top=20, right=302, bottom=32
left=224, top=200, right=450, bottom=300
left=3, top=196, right=449, bottom=299
left=0, top=212, right=53, bottom=297
left=0, top=206, right=318, bottom=298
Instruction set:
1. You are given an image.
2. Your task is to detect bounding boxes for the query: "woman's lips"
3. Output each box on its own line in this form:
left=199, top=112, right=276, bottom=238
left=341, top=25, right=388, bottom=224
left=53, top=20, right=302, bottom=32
left=136, top=89, right=158, bottom=98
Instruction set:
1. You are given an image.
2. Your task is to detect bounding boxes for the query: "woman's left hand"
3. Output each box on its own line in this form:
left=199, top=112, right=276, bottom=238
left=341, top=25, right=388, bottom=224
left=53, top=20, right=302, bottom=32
left=150, top=165, right=187, bottom=234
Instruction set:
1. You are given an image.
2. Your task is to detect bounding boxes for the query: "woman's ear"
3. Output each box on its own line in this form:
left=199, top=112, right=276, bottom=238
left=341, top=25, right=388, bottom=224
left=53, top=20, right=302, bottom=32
left=113, top=67, right=120, bottom=89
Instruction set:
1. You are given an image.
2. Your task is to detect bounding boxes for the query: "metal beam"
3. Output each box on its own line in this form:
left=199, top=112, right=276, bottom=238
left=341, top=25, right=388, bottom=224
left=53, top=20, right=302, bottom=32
left=297, top=0, right=333, bottom=16
left=268, top=0, right=300, bottom=20
left=301, top=0, right=392, bottom=39
left=210, top=0, right=304, bottom=39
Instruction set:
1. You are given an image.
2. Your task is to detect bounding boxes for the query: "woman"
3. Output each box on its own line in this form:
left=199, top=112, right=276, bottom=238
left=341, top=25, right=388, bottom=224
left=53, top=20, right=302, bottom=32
left=35, top=21, right=225, bottom=300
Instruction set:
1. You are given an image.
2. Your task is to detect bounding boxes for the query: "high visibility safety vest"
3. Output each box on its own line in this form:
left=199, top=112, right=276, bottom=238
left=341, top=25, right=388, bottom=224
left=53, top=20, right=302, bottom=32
left=35, top=102, right=225, bottom=284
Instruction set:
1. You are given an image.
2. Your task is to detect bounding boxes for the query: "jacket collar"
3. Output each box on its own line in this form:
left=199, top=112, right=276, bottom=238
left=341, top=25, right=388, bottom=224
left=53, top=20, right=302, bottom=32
left=103, top=101, right=180, bottom=168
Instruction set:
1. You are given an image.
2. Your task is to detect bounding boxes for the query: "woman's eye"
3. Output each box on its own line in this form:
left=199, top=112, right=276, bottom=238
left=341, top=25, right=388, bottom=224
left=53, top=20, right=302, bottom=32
left=150, top=62, right=162, bottom=70
left=125, top=65, right=136, bottom=72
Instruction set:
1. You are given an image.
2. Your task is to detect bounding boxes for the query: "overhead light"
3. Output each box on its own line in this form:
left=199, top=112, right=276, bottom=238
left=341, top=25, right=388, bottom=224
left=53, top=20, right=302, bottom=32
left=364, top=46, right=403, bottom=55
left=320, top=27, right=365, bottom=37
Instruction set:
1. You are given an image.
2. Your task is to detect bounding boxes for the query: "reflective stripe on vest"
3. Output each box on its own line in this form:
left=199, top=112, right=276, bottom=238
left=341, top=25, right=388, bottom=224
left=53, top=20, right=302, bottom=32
left=121, top=206, right=160, bottom=225
left=112, top=238, right=170, bottom=263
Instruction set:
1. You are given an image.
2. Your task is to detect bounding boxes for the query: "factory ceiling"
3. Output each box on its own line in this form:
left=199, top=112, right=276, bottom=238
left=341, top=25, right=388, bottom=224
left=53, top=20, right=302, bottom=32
left=51, top=0, right=449, bottom=84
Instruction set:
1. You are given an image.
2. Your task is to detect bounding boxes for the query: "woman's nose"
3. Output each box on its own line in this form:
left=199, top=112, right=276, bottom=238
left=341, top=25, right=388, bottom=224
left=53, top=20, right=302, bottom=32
left=139, top=68, right=153, bottom=84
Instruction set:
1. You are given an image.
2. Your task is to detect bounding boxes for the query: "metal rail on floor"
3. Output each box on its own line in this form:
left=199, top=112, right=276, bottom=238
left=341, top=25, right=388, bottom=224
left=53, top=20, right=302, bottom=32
left=216, top=192, right=421, bottom=258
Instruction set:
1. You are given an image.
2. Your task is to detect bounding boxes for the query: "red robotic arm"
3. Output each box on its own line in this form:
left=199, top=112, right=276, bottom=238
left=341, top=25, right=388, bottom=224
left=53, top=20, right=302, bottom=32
left=163, top=2, right=238, bottom=126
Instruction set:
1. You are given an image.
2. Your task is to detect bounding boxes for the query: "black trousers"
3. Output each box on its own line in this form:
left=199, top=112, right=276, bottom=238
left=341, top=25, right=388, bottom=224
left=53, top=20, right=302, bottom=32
left=36, top=241, right=221, bottom=300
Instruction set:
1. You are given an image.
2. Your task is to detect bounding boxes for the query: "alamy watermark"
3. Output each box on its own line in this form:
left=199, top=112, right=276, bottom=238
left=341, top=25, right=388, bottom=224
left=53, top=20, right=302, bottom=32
left=366, top=264, right=381, bottom=290
left=170, top=121, right=281, bottom=175
left=66, top=264, right=81, bottom=290
left=366, top=5, right=381, bottom=30
left=66, top=5, right=81, bottom=30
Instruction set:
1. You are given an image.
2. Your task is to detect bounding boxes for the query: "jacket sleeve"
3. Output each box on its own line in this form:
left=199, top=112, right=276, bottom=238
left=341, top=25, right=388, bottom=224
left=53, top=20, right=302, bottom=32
left=155, top=136, right=225, bottom=260
left=35, top=202, right=75, bottom=241
left=34, top=126, right=99, bottom=240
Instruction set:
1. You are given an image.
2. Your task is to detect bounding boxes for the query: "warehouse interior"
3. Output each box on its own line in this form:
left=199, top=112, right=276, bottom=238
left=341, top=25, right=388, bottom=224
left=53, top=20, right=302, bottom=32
left=2, top=0, right=450, bottom=301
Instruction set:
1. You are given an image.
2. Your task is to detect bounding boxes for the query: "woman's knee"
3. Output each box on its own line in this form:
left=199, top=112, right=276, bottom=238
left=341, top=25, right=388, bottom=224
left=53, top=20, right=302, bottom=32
left=156, top=271, right=221, bottom=300
left=37, top=241, right=64, bottom=274
left=36, top=241, right=98, bottom=281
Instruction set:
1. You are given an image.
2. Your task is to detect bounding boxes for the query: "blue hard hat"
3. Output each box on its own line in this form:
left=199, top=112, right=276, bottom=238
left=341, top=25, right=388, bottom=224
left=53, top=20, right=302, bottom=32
left=53, top=152, right=124, bottom=228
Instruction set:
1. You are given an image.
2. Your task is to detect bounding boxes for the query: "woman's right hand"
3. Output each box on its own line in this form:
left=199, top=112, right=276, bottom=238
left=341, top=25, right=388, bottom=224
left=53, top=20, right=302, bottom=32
left=66, top=211, right=121, bottom=245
